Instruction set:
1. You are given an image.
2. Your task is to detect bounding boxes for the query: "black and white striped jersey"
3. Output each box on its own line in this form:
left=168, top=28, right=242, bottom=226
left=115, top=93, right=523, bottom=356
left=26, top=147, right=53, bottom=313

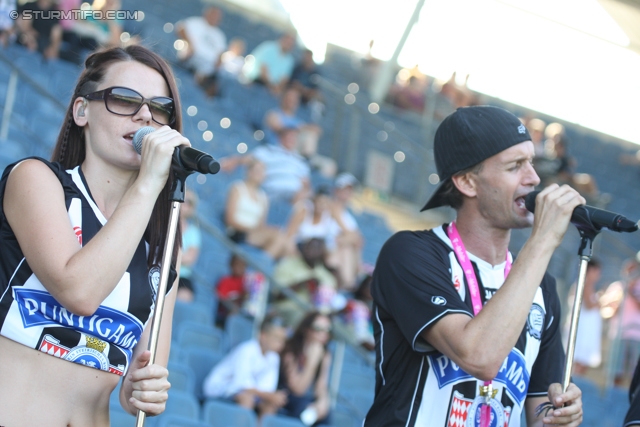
left=365, top=225, right=564, bottom=427
left=0, top=158, right=171, bottom=376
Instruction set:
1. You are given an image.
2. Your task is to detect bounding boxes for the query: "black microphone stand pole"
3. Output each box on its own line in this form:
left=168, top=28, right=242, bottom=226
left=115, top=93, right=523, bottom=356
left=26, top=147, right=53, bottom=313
left=135, top=164, right=193, bottom=427
left=536, top=225, right=600, bottom=417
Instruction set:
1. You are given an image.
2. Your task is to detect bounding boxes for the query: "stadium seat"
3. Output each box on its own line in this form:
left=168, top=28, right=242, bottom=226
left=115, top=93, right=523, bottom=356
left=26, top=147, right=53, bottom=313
left=174, top=320, right=228, bottom=353
left=182, top=346, right=226, bottom=402
left=224, top=313, right=255, bottom=349
left=163, top=389, right=200, bottom=420
left=167, top=361, right=197, bottom=394
left=154, top=414, right=209, bottom=427
left=202, top=399, right=258, bottom=427
left=172, top=300, right=214, bottom=328
left=338, top=367, right=376, bottom=394
left=260, top=414, right=307, bottom=427
left=326, top=405, right=362, bottom=427
left=338, top=389, right=375, bottom=421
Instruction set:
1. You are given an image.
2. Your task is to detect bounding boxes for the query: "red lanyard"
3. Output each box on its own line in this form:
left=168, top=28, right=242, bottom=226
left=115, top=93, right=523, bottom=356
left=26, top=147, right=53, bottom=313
left=447, top=222, right=511, bottom=427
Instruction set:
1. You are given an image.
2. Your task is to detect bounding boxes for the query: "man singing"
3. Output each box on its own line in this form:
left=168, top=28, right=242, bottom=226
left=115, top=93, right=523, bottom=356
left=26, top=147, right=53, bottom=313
left=364, top=106, right=583, bottom=426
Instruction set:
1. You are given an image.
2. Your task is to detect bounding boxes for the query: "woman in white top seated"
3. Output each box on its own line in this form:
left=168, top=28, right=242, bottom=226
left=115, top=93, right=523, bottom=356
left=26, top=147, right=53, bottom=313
left=224, top=159, right=290, bottom=259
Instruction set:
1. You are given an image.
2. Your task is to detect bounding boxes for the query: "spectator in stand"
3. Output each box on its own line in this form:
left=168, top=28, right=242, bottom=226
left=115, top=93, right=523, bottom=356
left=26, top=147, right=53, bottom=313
left=289, top=48, right=322, bottom=107
left=220, top=126, right=311, bottom=205
left=224, top=158, right=291, bottom=259
left=263, top=86, right=319, bottom=148
left=215, top=253, right=248, bottom=327
left=263, top=87, right=335, bottom=177
left=285, top=187, right=338, bottom=262
left=218, top=37, right=246, bottom=79
left=389, top=75, right=426, bottom=114
left=203, top=314, right=289, bottom=420
left=279, top=311, right=332, bottom=426
left=273, top=237, right=338, bottom=328
left=0, top=0, right=16, bottom=47
left=600, top=257, right=640, bottom=387
left=176, top=188, right=202, bottom=302
left=243, top=32, right=297, bottom=97
left=327, top=173, right=363, bottom=291
left=175, top=6, right=226, bottom=97
left=58, top=0, right=127, bottom=64
left=564, top=259, right=603, bottom=376
left=15, top=0, right=62, bottom=59
left=343, top=273, right=374, bottom=351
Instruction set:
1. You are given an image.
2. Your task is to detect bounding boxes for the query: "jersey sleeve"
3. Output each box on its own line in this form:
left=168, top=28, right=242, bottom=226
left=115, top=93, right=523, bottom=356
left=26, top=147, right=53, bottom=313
left=371, top=230, right=473, bottom=352
left=527, top=274, right=565, bottom=396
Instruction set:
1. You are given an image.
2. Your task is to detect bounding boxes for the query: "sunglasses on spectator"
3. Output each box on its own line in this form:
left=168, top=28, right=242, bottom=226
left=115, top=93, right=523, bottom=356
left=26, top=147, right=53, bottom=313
left=310, top=324, right=331, bottom=333
left=84, top=86, right=175, bottom=125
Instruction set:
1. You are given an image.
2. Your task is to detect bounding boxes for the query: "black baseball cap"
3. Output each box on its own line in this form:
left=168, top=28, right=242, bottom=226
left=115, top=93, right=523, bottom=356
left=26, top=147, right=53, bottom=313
left=421, top=105, right=532, bottom=211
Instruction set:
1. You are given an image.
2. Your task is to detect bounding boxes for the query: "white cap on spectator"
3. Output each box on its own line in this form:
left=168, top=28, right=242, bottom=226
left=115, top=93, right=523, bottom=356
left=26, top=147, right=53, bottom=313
left=334, top=172, right=358, bottom=189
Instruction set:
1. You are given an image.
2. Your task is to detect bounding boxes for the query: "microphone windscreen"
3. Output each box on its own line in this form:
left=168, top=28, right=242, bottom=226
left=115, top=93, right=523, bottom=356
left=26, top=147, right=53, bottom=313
left=132, top=126, right=156, bottom=154
left=524, top=191, right=539, bottom=214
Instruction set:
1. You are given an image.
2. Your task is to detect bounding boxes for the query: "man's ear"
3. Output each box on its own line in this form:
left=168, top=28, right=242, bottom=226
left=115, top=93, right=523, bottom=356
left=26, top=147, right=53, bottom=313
left=73, top=98, right=88, bottom=126
left=451, top=171, right=478, bottom=198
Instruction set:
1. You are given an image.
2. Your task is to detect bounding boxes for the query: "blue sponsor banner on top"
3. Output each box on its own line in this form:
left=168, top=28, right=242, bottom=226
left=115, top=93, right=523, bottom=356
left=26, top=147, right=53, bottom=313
left=14, top=288, right=143, bottom=350
left=428, top=348, right=530, bottom=405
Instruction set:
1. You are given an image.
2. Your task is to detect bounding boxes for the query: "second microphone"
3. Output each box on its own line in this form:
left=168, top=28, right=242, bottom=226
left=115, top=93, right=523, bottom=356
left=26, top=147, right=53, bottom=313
left=133, top=126, right=220, bottom=175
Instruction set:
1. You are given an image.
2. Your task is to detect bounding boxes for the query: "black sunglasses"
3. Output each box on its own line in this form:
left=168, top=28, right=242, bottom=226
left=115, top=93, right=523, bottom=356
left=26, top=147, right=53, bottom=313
left=84, top=86, right=175, bottom=126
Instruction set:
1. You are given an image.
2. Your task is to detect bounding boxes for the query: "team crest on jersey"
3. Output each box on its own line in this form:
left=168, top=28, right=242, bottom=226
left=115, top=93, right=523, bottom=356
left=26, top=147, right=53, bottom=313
left=148, top=266, right=161, bottom=300
left=465, top=396, right=506, bottom=427
left=527, top=303, right=545, bottom=340
left=39, top=334, right=71, bottom=359
left=448, top=391, right=473, bottom=427
left=64, top=336, right=109, bottom=371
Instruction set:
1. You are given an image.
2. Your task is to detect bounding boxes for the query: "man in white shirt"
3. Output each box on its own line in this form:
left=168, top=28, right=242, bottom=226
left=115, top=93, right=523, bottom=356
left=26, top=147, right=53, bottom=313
left=203, top=315, right=288, bottom=418
left=175, top=6, right=227, bottom=95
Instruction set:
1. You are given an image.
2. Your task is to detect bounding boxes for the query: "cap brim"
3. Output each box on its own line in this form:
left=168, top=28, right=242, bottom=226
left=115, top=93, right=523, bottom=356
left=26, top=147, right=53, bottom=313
left=420, top=180, right=449, bottom=211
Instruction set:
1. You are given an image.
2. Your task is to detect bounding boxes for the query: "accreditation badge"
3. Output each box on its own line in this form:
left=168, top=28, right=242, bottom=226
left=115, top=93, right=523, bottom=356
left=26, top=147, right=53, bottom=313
left=466, top=385, right=506, bottom=427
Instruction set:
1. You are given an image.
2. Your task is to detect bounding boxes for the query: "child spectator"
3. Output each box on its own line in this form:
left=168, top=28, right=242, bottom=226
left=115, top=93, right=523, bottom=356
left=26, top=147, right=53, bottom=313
left=203, top=314, right=289, bottom=420
left=215, top=254, right=248, bottom=326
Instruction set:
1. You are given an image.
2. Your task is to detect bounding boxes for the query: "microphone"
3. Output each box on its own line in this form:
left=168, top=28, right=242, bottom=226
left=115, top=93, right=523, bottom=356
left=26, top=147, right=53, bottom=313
left=133, top=127, right=220, bottom=175
left=525, top=191, right=638, bottom=233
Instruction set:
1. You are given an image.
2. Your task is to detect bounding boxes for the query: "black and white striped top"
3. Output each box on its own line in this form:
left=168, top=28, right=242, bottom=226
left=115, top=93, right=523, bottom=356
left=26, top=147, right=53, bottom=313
left=0, top=158, right=172, bottom=376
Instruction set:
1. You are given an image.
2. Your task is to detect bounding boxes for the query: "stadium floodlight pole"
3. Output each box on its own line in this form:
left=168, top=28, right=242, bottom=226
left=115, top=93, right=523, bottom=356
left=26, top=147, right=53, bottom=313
left=135, top=166, right=192, bottom=427
left=369, top=0, right=426, bottom=104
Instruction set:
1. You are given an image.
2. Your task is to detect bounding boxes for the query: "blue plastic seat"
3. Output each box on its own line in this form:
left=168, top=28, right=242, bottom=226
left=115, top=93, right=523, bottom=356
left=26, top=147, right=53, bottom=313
left=338, top=389, right=374, bottom=421
left=224, top=313, right=255, bottom=350
left=167, top=361, right=197, bottom=395
left=174, top=320, right=228, bottom=354
left=163, top=389, right=200, bottom=420
left=261, top=414, right=307, bottom=427
left=202, top=399, right=258, bottom=427
left=182, top=346, right=226, bottom=402
left=172, top=300, right=214, bottom=329
left=154, top=414, right=209, bottom=427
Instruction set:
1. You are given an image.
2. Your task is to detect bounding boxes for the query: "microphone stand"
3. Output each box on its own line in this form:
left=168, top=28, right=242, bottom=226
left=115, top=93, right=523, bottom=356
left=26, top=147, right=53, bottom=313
left=135, top=164, right=193, bottom=427
left=535, top=225, right=600, bottom=418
